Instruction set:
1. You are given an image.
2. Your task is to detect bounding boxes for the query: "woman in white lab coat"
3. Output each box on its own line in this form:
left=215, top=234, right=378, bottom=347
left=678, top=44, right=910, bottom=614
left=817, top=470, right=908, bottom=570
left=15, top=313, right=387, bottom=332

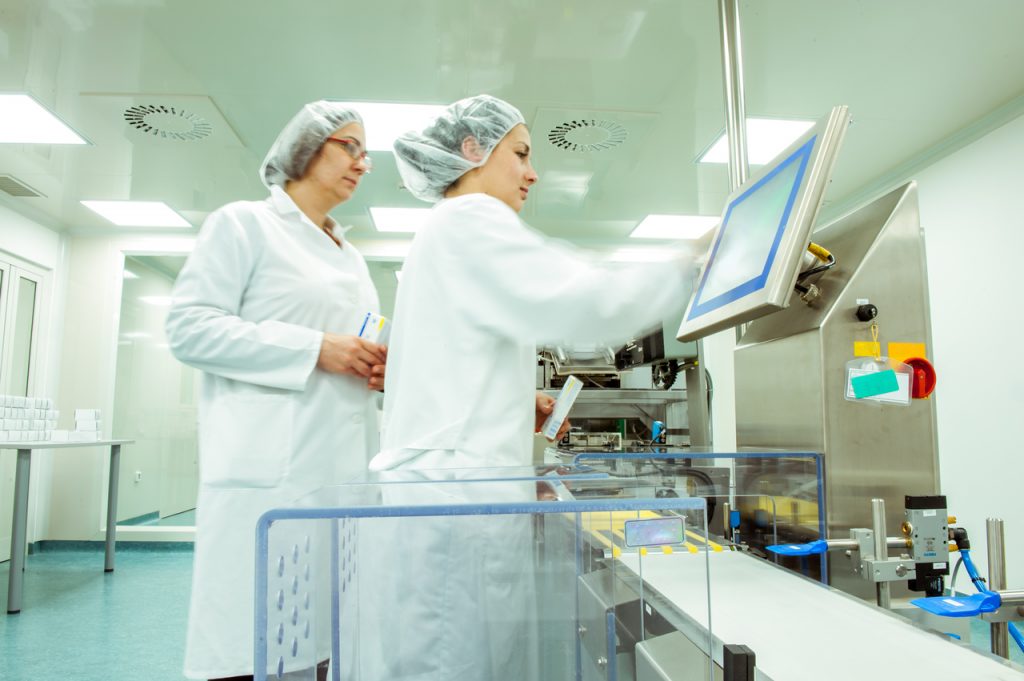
left=359, top=95, right=697, bottom=680
left=166, top=101, right=385, bottom=681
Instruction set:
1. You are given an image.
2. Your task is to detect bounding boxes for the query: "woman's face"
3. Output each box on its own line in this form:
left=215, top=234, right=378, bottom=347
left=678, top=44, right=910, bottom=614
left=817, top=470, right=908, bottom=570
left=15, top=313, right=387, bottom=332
left=304, top=121, right=370, bottom=204
left=473, top=124, right=538, bottom=213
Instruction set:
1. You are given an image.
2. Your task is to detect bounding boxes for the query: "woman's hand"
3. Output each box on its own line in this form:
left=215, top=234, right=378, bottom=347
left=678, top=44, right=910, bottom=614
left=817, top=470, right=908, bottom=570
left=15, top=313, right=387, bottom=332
left=317, top=333, right=387, bottom=381
left=367, top=360, right=386, bottom=392
left=535, top=391, right=571, bottom=441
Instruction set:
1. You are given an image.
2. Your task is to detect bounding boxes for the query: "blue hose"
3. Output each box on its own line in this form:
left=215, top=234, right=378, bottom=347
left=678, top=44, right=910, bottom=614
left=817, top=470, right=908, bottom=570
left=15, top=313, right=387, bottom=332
left=960, top=549, right=1024, bottom=654
left=1012, top=622, right=1024, bottom=653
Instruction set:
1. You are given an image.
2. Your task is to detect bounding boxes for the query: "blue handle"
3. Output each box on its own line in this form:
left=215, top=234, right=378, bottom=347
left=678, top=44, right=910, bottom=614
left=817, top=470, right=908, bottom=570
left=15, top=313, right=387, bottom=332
left=766, top=539, right=829, bottom=556
left=910, top=592, right=1001, bottom=618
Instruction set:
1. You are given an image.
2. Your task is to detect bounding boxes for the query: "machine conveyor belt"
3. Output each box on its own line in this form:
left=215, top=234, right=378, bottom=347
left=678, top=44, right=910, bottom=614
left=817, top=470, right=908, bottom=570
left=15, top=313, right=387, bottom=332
left=618, top=550, right=1023, bottom=680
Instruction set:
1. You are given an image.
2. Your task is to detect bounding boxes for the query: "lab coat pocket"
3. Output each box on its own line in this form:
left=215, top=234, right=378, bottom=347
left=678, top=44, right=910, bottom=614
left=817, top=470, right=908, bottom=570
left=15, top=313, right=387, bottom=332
left=200, top=394, right=294, bottom=488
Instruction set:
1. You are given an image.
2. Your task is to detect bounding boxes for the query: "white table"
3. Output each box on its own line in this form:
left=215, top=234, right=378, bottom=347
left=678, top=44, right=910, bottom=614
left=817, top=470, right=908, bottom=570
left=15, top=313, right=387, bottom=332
left=1, top=439, right=133, bottom=613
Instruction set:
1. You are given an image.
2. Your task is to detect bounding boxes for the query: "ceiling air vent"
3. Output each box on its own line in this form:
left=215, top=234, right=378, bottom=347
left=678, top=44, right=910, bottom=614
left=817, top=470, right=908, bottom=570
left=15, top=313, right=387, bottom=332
left=0, top=174, right=44, bottom=198
left=123, top=104, right=212, bottom=141
left=548, top=119, right=627, bottom=153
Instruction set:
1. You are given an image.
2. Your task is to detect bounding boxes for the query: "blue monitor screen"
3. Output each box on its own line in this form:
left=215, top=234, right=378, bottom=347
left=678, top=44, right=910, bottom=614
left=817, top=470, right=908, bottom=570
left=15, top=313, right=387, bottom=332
left=686, top=135, right=816, bottom=321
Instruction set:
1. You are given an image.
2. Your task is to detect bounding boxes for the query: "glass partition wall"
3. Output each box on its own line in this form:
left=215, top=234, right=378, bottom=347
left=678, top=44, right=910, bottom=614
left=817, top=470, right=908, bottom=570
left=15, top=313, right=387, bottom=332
left=112, top=255, right=198, bottom=529
left=0, top=258, right=44, bottom=561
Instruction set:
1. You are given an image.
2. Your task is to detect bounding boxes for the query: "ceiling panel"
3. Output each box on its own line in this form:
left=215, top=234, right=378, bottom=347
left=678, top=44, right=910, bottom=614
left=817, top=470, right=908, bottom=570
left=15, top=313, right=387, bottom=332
left=1, top=0, right=1022, bottom=309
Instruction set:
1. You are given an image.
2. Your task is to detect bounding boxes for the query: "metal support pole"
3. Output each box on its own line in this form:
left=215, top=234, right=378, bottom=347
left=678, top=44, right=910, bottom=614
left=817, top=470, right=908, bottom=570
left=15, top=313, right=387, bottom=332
left=987, top=518, right=1009, bottom=658
left=714, top=0, right=748, bottom=490
left=827, top=537, right=911, bottom=552
left=872, top=498, right=891, bottom=609
left=684, top=360, right=711, bottom=447
left=718, top=0, right=749, bottom=192
left=104, top=444, right=121, bottom=572
left=7, top=448, right=31, bottom=613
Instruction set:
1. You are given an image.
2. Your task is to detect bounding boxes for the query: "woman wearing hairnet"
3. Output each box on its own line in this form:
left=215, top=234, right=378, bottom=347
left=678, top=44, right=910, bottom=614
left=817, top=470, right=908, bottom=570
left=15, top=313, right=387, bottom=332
left=166, top=101, right=384, bottom=681
left=360, top=95, right=697, bottom=680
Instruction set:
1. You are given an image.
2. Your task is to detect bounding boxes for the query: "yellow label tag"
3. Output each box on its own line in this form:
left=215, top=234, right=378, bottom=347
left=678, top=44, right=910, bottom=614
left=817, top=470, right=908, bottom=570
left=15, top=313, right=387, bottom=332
left=888, top=342, right=926, bottom=364
left=854, top=341, right=881, bottom=357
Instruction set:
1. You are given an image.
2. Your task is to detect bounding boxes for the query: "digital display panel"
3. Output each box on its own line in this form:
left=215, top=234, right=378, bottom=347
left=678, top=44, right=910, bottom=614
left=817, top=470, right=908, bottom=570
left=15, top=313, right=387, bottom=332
left=686, top=136, right=815, bottom=321
left=624, top=517, right=685, bottom=547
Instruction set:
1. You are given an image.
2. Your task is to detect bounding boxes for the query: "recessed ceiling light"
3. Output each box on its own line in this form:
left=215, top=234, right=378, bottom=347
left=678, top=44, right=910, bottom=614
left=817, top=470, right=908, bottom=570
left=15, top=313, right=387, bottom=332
left=331, top=102, right=446, bottom=151
left=698, top=118, right=814, bottom=165
left=82, top=200, right=191, bottom=228
left=370, top=207, right=432, bottom=233
left=0, top=94, right=88, bottom=144
left=608, top=248, right=677, bottom=263
left=630, top=214, right=718, bottom=240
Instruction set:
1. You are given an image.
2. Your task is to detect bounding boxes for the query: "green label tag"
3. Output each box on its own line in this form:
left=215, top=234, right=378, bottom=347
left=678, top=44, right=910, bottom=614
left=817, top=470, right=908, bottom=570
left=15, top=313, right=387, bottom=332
left=851, top=369, right=899, bottom=399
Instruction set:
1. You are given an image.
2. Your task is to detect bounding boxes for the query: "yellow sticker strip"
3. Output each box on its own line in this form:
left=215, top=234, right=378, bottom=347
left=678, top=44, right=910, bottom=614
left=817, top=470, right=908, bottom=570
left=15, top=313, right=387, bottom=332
left=888, top=342, right=926, bottom=364
left=854, top=341, right=881, bottom=358
left=686, top=530, right=723, bottom=552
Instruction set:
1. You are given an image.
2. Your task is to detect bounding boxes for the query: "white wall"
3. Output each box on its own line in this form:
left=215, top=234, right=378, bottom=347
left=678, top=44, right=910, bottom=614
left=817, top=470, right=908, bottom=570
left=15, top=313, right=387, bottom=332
left=0, top=203, right=63, bottom=271
left=914, top=113, right=1024, bottom=583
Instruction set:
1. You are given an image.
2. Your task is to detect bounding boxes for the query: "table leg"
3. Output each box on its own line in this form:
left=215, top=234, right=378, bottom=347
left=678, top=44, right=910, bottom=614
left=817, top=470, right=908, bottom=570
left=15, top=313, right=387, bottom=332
left=7, top=448, right=31, bottom=614
left=104, top=444, right=121, bottom=572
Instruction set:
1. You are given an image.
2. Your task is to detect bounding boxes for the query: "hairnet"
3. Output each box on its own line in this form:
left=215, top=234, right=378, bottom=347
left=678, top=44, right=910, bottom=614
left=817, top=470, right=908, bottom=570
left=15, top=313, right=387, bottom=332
left=393, top=95, right=526, bottom=203
left=260, top=101, right=363, bottom=189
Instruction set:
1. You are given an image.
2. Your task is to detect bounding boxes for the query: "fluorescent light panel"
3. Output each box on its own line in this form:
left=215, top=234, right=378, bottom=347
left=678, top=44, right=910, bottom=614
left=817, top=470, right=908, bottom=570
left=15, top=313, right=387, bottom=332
left=82, top=200, right=190, bottom=228
left=699, top=118, right=814, bottom=165
left=330, top=102, right=446, bottom=151
left=630, top=214, right=718, bottom=240
left=0, top=94, right=88, bottom=144
left=370, top=207, right=431, bottom=233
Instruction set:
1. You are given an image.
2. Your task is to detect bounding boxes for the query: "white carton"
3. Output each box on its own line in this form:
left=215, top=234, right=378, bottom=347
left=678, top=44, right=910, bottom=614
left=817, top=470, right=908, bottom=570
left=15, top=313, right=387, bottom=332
left=75, top=409, right=101, bottom=420
left=75, top=420, right=101, bottom=432
left=541, top=375, right=583, bottom=440
left=358, top=312, right=391, bottom=344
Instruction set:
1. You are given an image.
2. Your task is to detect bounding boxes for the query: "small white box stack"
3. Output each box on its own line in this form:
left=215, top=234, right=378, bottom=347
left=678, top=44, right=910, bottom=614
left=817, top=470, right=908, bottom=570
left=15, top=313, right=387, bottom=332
left=0, top=395, right=60, bottom=442
left=71, top=409, right=102, bottom=442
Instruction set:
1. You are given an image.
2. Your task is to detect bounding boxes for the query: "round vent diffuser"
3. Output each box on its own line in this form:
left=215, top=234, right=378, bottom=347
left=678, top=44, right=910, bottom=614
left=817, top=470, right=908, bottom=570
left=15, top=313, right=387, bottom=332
left=547, top=119, right=627, bottom=152
left=123, top=105, right=212, bottom=141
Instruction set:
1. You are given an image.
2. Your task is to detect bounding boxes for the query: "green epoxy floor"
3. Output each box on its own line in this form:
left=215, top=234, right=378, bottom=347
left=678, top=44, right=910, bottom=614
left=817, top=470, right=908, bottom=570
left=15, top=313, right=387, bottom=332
left=0, top=547, right=1021, bottom=680
left=0, top=546, right=194, bottom=681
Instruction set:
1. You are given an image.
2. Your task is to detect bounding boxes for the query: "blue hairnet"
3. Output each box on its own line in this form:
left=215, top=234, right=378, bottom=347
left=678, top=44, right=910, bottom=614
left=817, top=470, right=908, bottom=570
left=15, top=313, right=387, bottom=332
left=393, top=95, right=526, bottom=203
left=260, top=101, right=363, bottom=189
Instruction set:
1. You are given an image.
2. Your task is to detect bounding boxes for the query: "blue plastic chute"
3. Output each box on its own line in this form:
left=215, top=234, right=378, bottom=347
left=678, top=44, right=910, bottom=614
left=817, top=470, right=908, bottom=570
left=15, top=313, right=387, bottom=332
left=765, top=539, right=829, bottom=556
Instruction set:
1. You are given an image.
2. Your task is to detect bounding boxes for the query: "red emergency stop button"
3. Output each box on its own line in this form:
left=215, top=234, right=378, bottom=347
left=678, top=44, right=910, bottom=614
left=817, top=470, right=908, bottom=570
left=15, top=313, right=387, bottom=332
left=904, top=357, right=936, bottom=399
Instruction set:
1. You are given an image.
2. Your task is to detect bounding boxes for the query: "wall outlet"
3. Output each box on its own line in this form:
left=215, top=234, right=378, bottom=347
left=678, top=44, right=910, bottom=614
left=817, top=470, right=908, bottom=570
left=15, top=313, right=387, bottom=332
left=134, top=470, right=142, bottom=483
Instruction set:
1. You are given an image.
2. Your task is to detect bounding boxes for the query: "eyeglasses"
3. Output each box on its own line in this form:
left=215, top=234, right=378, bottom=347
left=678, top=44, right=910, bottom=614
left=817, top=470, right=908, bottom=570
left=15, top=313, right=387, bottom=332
left=325, top=137, right=373, bottom=172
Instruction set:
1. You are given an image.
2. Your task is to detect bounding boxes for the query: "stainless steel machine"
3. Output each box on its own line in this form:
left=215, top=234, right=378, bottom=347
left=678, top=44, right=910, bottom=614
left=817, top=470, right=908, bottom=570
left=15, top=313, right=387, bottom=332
left=733, top=181, right=940, bottom=596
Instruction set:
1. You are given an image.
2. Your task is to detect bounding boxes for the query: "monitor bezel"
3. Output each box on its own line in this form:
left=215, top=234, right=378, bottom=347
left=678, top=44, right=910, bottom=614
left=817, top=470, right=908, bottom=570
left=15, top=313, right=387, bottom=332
left=677, top=106, right=850, bottom=342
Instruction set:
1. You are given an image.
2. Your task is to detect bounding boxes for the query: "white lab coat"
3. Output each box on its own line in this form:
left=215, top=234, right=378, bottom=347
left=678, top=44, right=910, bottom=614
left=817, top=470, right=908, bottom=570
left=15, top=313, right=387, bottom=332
left=167, top=185, right=380, bottom=680
left=362, top=193, right=692, bottom=680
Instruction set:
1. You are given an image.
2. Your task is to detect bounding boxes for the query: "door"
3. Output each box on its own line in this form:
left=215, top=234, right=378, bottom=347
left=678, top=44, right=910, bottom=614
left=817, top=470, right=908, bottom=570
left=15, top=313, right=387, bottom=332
left=0, top=261, right=43, bottom=563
